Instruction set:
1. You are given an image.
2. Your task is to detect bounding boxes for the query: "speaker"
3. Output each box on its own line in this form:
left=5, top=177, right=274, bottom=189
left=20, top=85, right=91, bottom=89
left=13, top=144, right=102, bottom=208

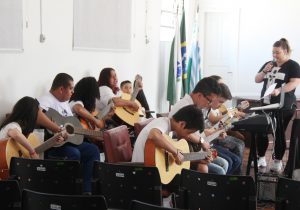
left=257, top=173, right=278, bottom=201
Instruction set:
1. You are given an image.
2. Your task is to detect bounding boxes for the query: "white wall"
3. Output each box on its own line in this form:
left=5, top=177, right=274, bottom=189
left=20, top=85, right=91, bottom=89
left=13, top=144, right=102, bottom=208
left=196, top=0, right=300, bottom=98
left=0, top=0, right=162, bottom=121
left=2, top=0, right=300, bottom=120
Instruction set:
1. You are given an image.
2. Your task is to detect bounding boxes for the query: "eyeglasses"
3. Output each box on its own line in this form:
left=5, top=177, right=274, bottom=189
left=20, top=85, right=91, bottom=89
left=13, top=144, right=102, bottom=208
left=203, top=94, right=212, bottom=105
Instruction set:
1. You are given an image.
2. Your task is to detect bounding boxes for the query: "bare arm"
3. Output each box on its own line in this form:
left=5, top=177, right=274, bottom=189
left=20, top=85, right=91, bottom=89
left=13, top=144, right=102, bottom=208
left=72, top=104, right=105, bottom=129
left=255, top=62, right=273, bottom=83
left=112, top=97, right=139, bottom=111
left=36, top=108, right=61, bottom=133
left=208, top=111, right=223, bottom=125
left=7, top=128, right=38, bottom=159
left=148, top=128, right=184, bottom=164
left=272, top=78, right=300, bottom=96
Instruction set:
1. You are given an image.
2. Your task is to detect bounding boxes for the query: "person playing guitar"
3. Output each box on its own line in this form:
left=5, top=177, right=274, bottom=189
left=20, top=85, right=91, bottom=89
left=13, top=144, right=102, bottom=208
left=132, top=105, right=207, bottom=184
left=0, top=96, right=64, bottom=160
left=38, top=73, right=100, bottom=195
left=69, top=77, right=115, bottom=132
left=97, top=68, right=144, bottom=128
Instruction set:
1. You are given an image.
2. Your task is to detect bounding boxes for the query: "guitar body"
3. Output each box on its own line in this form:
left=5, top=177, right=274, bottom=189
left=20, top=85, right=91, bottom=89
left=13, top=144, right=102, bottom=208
left=45, top=108, right=84, bottom=145
left=144, top=134, right=190, bottom=185
left=79, top=111, right=98, bottom=130
left=114, top=93, right=144, bottom=126
left=0, top=133, right=41, bottom=169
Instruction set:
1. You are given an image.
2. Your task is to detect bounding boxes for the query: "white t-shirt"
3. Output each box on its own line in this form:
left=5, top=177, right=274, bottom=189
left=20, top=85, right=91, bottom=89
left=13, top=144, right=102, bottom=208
left=0, top=122, right=22, bottom=140
left=38, top=92, right=73, bottom=117
left=96, top=86, right=115, bottom=112
left=131, top=117, right=171, bottom=163
left=69, top=100, right=84, bottom=116
left=168, top=94, right=194, bottom=118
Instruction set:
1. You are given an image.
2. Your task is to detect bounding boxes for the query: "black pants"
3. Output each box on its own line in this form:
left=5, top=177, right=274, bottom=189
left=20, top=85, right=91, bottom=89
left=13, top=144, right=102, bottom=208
left=256, top=107, right=295, bottom=160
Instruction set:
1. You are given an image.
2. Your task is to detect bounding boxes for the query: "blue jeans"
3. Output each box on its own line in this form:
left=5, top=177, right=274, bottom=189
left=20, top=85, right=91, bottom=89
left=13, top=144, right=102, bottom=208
left=213, top=145, right=241, bottom=175
left=212, top=136, right=245, bottom=174
left=47, top=141, right=99, bottom=193
left=208, top=156, right=228, bottom=175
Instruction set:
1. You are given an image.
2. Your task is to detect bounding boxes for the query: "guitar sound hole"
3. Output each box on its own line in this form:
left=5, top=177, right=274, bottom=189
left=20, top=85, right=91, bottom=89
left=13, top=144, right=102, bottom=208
left=123, top=108, right=134, bottom=116
left=65, top=124, right=74, bottom=134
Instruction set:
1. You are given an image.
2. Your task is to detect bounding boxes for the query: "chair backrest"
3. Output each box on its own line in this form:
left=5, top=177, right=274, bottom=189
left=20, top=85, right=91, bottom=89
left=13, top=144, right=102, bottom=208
left=103, top=125, right=132, bottom=163
left=0, top=180, right=21, bottom=210
left=134, top=118, right=154, bottom=136
left=22, top=189, right=108, bottom=210
left=276, top=177, right=300, bottom=210
left=130, top=200, right=182, bottom=210
left=9, top=157, right=82, bottom=194
left=156, top=113, right=169, bottom=118
left=179, top=169, right=256, bottom=210
left=94, top=161, right=162, bottom=209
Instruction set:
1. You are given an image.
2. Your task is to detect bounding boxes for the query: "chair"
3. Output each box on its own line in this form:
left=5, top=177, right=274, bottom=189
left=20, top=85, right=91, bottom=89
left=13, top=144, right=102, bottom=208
left=134, top=118, right=154, bottom=136
left=0, top=180, right=21, bottom=210
left=103, top=125, right=133, bottom=163
left=276, top=177, right=300, bottom=210
left=93, top=161, right=162, bottom=209
left=130, top=200, right=183, bottom=210
left=179, top=169, right=256, bottom=210
left=22, top=189, right=108, bottom=210
left=9, top=157, right=82, bottom=194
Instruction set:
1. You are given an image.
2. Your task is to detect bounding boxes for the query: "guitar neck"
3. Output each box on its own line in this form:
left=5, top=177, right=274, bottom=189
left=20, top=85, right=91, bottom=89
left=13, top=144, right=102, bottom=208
left=73, top=127, right=103, bottom=137
left=182, top=151, right=209, bottom=162
left=97, top=102, right=113, bottom=119
left=130, top=88, right=139, bottom=101
left=34, top=133, right=61, bottom=154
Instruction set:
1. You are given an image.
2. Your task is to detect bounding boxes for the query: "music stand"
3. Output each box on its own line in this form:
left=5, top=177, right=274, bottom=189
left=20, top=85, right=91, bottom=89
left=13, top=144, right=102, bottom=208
left=234, top=84, right=285, bottom=185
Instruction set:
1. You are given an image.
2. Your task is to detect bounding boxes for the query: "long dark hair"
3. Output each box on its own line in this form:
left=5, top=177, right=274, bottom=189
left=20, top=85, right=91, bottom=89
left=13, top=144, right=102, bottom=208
left=70, top=77, right=100, bottom=112
left=0, top=96, right=40, bottom=137
left=97, top=67, right=119, bottom=94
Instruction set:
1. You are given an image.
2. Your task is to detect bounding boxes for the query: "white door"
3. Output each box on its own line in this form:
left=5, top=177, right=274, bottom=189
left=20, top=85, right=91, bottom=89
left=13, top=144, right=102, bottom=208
left=200, top=9, right=240, bottom=93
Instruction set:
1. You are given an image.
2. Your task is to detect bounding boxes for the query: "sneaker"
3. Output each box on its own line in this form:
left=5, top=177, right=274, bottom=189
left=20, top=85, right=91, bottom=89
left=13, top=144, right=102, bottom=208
left=270, top=160, right=282, bottom=173
left=251, top=156, right=267, bottom=168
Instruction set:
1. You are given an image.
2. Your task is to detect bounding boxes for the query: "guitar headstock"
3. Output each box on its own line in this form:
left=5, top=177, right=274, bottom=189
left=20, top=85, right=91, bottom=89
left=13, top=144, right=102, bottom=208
left=134, top=74, right=143, bottom=90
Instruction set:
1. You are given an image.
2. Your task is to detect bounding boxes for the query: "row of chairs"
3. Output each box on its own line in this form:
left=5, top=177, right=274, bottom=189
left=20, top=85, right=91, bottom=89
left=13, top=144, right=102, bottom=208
left=1, top=157, right=300, bottom=209
left=0, top=180, right=171, bottom=210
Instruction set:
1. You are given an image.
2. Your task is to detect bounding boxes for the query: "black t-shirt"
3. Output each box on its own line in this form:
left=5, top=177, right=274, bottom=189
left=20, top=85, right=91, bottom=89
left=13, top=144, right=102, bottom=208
left=258, top=59, right=300, bottom=110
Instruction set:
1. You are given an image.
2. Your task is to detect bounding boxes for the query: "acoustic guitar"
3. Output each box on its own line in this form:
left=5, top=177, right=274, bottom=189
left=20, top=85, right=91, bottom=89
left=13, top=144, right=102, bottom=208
left=79, top=100, right=114, bottom=130
left=144, top=134, right=216, bottom=184
left=114, top=75, right=144, bottom=126
left=0, top=122, right=102, bottom=172
left=45, top=108, right=103, bottom=145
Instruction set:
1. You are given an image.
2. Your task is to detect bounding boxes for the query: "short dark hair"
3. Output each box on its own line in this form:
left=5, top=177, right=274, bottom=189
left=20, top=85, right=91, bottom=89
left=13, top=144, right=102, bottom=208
left=209, top=75, right=222, bottom=82
left=0, top=96, right=40, bottom=136
left=51, top=73, right=73, bottom=90
left=172, top=105, right=204, bottom=132
left=219, top=83, right=232, bottom=100
left=192, top=77, right=221, bottom=96
left=120, top=80, right=131, bottom=88
left=70, top=77, right=100, bottom=112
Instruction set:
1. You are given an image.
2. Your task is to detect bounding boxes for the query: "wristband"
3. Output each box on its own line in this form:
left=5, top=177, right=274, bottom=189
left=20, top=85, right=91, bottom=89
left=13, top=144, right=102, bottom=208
left=262, top=70, right=267, bottom=74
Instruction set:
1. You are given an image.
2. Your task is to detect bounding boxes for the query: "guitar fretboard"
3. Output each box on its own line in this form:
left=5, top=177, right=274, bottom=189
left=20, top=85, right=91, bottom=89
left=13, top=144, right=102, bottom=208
left=34, top=133, right=62, bottom=154
left=73, top=127, right=103, bottom=138
left=182, top=151, right=209, bottom=162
